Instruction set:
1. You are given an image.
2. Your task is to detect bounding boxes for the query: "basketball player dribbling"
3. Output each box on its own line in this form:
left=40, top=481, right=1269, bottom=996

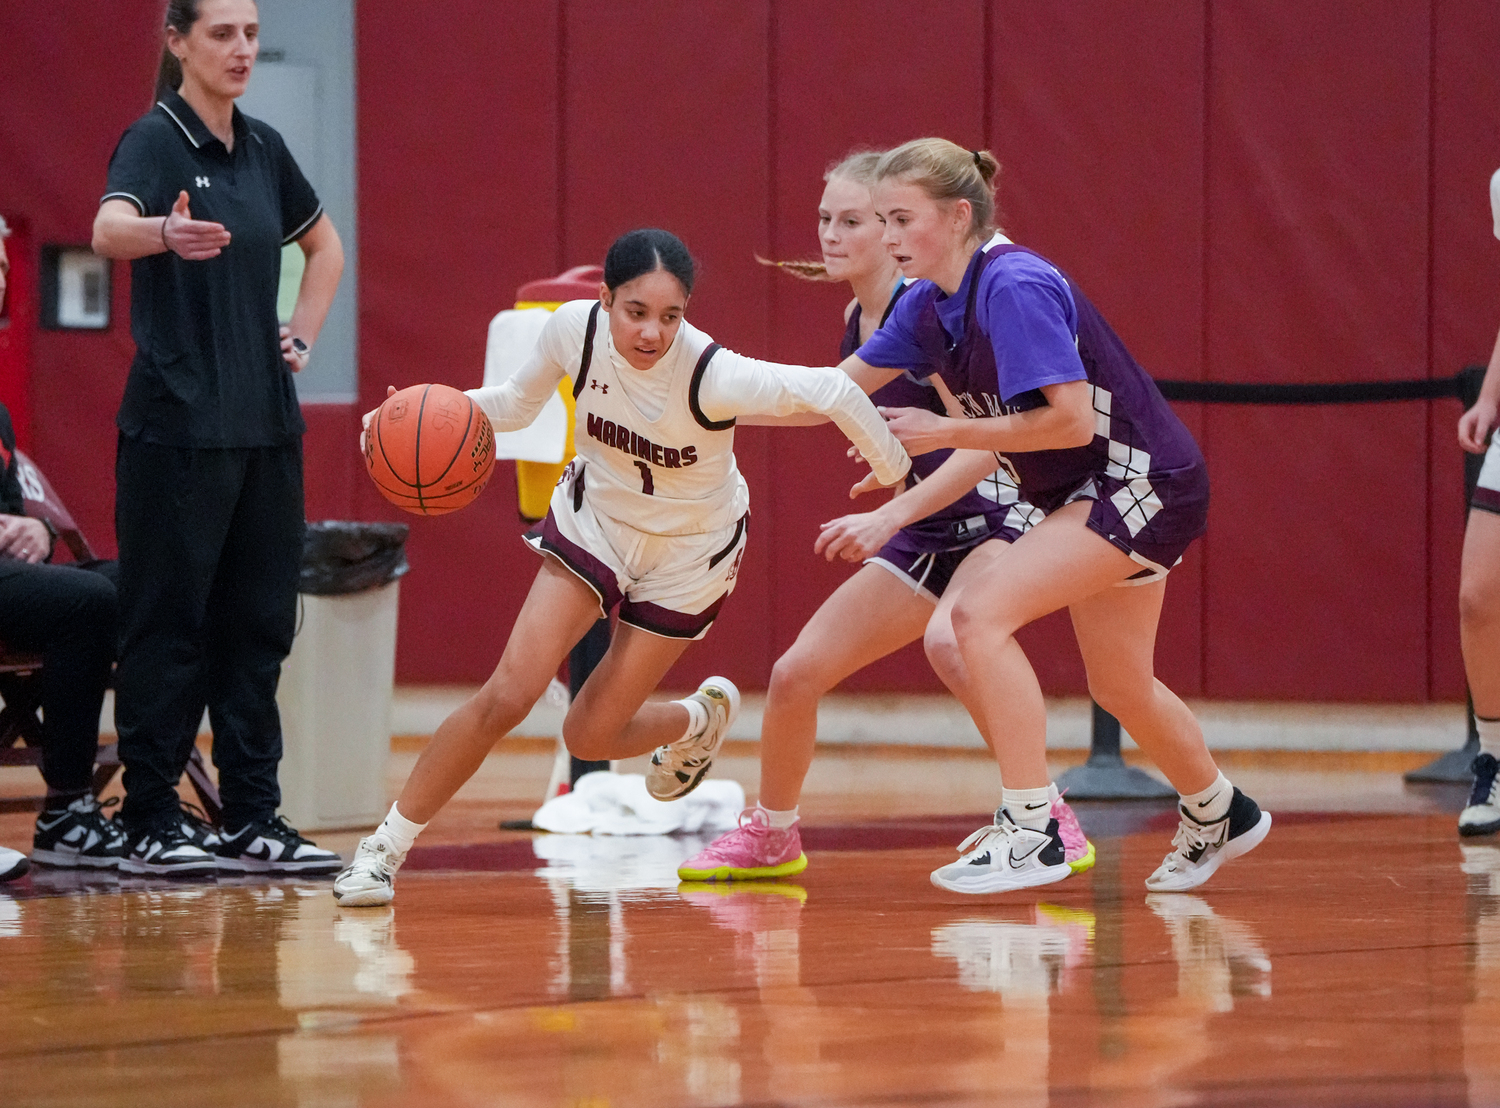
left=841, top=138, right=1269, bottom=894
left=334, top=228, right=911, bottom=906
left=678, top=151, right=1094, bottom=882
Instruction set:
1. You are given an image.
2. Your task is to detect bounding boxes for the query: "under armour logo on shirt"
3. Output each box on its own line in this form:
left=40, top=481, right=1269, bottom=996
left=195, top=176, right=210, bottom=188
left=590, top=380, right=608, bottom=394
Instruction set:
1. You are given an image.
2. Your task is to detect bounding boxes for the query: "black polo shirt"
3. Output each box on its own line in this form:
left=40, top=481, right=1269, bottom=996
left=102, top=90, right=322, bottom=447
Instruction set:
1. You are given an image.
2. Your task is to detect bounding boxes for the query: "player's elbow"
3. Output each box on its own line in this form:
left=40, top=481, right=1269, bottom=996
left=1058, top=407, right=1096, bottom=449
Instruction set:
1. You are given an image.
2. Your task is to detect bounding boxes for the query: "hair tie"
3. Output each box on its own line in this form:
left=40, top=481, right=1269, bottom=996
left=972, top=149, right=983, bottom=167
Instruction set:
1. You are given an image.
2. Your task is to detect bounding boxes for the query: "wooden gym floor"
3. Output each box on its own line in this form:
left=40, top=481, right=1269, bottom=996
left=0, top=741, right=1493, bottom=1107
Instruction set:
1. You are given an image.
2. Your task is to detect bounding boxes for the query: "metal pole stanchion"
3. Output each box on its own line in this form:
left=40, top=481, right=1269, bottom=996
left=1054, top=701, right=1176, bottom=800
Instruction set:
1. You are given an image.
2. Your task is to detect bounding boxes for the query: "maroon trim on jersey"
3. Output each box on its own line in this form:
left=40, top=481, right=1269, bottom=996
left=688, top=343, right=735, bottom=431
left=707, top=512, right=747, bottom=570
left=572, top=302, right=602, bottom=400
left=1474, top=486, right=1500, bottom=516
left=619, top=594, right=726, bottom=640
left=526, top=511, right=621, bottom=614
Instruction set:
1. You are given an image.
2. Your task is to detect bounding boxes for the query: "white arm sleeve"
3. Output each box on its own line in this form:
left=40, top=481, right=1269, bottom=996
left=465, top=312, right=571, bottom=432
left=699, top=351, right=911, bottom=486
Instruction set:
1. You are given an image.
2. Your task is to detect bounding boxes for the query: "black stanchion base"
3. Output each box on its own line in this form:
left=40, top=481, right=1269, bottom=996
left=1056, top=755, right=1177, bottom=801
left=1403, top=738, right=1479, bottom=785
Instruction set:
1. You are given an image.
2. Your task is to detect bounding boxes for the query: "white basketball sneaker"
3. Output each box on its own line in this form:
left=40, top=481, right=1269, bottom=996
left=333, top=835, right=407, bottom=907
left=1460, top=754, right=1500, bottom=836
left=930, top=810, right=1073, bottom=895
left=1146, top=788, right=1271, bottom=893
left=646, top=676, right=739, bottom=801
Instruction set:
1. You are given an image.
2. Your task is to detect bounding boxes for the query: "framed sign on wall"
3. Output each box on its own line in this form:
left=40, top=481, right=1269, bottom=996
left=40, top=246, right=110, bottom=330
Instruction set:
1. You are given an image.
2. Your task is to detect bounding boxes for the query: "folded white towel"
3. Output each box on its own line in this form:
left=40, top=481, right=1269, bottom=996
left=531, top=771, right=744, bottom=836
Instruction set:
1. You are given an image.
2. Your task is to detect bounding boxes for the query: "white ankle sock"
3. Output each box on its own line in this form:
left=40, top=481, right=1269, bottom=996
left=757, top=803, right=799, bottom=830
left=376, top=803, right=427, bottom=854
left=1180, top=772, right=1233, bottom=823
left=1003, top=786, right=1054, bottom=832
left=1479, top=716, right=1500, bottom=758
left=675, top=697, right=709, bottom=741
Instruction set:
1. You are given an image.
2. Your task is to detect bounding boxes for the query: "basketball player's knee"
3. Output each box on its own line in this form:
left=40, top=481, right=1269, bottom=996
left=947, top=601, right=997, bottom=657
left=469, top=685, right=532, bottom=742
left=1460, top=577, right=1500, bottom=632
left=560, top=714, right=612, bottom=761
left=1087, top=673, right=1154, bottom=721
left=769, top=649, right=829, bottom=702
left=923, top=622, right=964, bottom=683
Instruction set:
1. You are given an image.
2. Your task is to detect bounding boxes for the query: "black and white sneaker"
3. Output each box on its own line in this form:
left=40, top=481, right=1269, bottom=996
left=1460, top=754, right=1500, bottom=837
left=31, top=794, right=129, bottom=869
left=216, top=815, right=341, bottom=875
left=119, top=819, right=219, bottom=877
left=1146, top=787, right=1272, bottom=892
left=0, top=844, right=29, bottom=883
left=177, top=802, right=221, bottom=852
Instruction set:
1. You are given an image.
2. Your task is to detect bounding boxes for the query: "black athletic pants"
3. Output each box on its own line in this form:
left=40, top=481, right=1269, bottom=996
left=114, top=436, right=304, bottom=831
left=0, top=560, right=117, bottom=794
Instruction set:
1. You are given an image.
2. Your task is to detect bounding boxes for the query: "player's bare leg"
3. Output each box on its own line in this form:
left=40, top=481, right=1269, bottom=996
left=336, top=559, right=601, bottom=905
left=1068, top=580, right=1217, bottom=794
left=396, top=558, right=603, bottom=824
left=925, top=537, right=1093, bottom=873
left=561, top=622, right=696, bottom=761
left=944, top=501, right=1134, bottom=790
left=756, top=565, right=934, bottom=810
left=1459, top=510, right=1500, bottom=834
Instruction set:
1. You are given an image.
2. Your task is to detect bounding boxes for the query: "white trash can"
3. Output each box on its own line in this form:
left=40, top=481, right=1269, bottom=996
left=276, top=522, right=408, bottom=832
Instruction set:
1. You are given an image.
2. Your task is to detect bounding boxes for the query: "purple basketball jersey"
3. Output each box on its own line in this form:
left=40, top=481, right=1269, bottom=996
left=844, top=289, right=1019, bottom=553
left=857, top=243, right=1209, bottom=574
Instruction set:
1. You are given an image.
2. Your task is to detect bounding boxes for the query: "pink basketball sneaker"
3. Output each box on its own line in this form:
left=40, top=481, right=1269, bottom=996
left=678, top=807, right=808, bottom=881
left=1053, top=795, right=1096, bottom=874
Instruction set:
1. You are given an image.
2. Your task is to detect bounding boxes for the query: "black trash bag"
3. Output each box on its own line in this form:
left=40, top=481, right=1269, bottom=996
left=300, top=521, right=410, bottom=596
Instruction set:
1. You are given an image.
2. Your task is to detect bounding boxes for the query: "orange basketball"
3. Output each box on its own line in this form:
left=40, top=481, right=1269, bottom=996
left=364, top=383, right=495, bottom=516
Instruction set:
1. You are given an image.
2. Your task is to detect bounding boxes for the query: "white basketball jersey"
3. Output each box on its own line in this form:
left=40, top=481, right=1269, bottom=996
left=564, top=301, right=749, bottom=537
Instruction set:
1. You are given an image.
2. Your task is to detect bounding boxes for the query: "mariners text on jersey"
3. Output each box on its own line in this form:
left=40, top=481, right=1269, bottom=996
left=584, top=413, right=699, bottom=469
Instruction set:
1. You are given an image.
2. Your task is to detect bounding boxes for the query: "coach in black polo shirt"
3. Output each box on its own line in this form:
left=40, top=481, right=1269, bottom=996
left=92, top=0, right=343, bottom=877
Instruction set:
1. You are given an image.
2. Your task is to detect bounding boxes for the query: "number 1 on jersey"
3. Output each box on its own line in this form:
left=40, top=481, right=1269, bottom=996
left=633, top=460, right=654, bottom=495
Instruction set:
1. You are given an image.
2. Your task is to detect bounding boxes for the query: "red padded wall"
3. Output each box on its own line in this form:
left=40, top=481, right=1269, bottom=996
left=1429, top=0, right=1500, bottom=700
left=1202, top=0, right=1432, bottom=700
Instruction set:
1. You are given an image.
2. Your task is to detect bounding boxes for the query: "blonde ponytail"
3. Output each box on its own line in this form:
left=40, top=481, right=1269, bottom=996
left=757, top=148, right=888, bottom=282
left=875, top=138, right=1001, bottom=239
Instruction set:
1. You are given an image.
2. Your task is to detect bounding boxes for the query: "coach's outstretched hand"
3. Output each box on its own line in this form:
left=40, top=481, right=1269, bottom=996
left=161, top=191, right=231, bottom=260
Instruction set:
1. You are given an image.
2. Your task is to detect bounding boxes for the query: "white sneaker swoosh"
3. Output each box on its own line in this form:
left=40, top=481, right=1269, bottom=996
left=1007, top=839, right=1047, bottom=870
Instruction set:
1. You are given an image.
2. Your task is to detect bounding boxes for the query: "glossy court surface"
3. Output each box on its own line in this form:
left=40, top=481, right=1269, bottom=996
left=0, top=749, right=1495, bottom=1107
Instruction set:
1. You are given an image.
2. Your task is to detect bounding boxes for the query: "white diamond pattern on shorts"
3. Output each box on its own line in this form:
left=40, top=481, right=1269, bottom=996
left=1092, top=385, right=1113, bottom=438
left=1105, top=437, right=1151, bottom=481
left=977, top=463, right=1043, bottom=536
left=1110, top=477, right=1164, bottom=537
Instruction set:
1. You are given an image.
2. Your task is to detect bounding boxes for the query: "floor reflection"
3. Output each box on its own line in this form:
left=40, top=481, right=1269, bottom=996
left=932, top=903, right=1095, bottom=998
left=1463, top=842, right=1500, bottom=1108
left=1146, top=894, right=1272, bottom=1009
